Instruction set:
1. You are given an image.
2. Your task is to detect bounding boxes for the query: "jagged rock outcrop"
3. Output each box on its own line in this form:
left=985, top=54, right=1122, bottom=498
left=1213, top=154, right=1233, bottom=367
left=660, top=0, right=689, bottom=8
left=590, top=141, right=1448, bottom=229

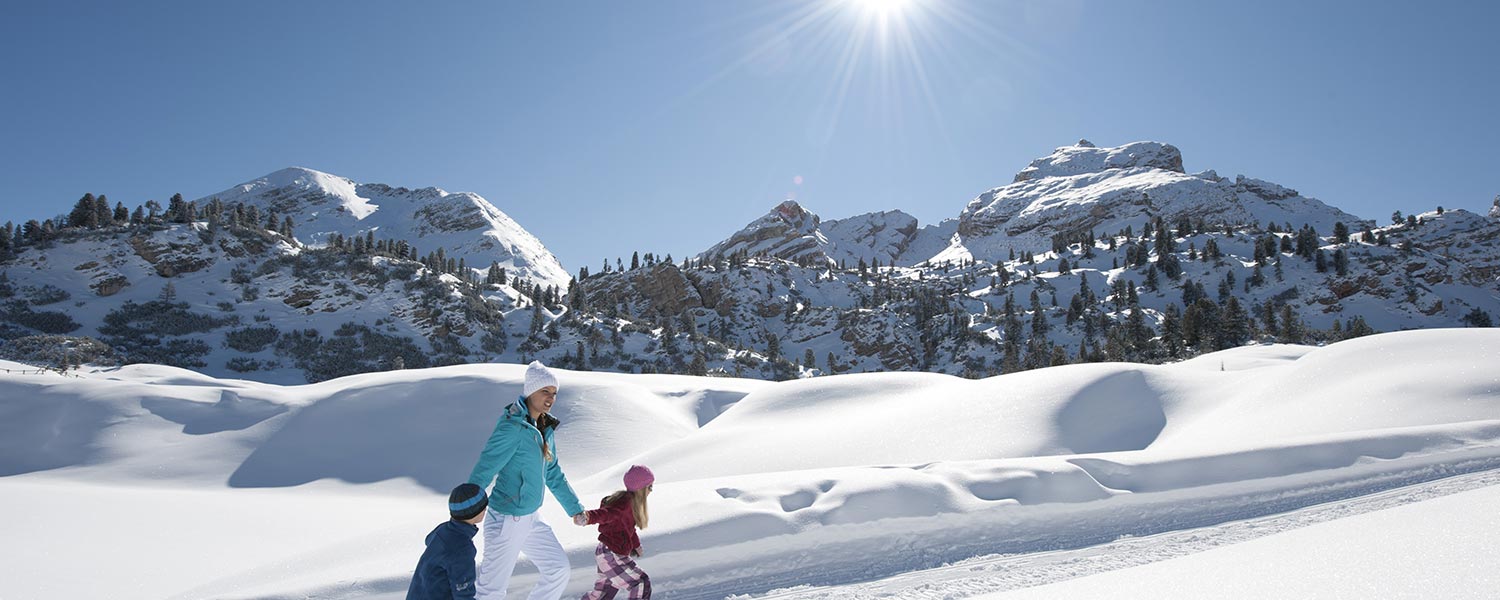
left=696, top=201, right=954, bottom=268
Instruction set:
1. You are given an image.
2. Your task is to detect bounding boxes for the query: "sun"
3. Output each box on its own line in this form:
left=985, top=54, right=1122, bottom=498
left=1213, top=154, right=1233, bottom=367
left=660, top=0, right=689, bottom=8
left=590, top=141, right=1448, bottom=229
left=845, top=0, right=913, bottom=19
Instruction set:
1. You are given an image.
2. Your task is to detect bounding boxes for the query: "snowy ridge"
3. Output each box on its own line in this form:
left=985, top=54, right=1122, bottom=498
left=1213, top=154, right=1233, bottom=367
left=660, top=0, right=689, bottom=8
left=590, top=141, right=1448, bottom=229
left=953, top=144, right=1365, bottom=263
left=1010, top=139, right=1186, bottom=182
left=696, top=201, right=956, bottom=267
left=2, top=328, right=1498, bottom=598
left=696, top=140, right=1366, bottom=268
left=204, top=167, right=570, bottom=288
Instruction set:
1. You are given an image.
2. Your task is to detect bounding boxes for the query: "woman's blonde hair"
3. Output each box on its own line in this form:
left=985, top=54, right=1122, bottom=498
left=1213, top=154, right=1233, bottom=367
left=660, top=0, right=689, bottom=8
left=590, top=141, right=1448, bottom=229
left=602, top=487, right=650, bottom=530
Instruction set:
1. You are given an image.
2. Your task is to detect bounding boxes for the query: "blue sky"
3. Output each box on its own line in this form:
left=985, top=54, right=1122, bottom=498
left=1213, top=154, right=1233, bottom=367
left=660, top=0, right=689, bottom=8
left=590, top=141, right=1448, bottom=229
left=3, top=0, right=1496, bottom=272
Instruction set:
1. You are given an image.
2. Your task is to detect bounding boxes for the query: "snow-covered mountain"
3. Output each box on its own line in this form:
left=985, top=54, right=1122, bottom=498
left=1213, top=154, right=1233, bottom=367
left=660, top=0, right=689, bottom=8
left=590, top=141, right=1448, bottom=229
left=2, top=142, right=1496, bottom=384
left=695, top=200, right=955, bottom=268
left=699, top=140, right=1367, bottom=268
left=0, top=193, right=770, bottom=383
left=204, top=167, right=570, bottom=288
left=946, top=140, right=1366, bottom=263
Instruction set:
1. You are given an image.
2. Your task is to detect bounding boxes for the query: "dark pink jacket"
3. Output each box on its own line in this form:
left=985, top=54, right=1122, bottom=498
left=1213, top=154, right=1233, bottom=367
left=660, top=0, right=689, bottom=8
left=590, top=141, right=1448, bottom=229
left=585, top=493, right=640, bottom=556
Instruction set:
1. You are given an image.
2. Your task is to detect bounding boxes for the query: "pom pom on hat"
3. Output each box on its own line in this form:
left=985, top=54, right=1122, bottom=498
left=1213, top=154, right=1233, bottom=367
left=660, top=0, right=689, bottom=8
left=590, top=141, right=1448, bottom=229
left=522, top=360, right=559, bottom=399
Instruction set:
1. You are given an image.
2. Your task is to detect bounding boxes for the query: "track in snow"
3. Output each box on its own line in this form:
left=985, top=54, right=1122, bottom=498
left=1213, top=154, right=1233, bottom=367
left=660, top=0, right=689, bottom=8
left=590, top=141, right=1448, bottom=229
left=735, top=464, right=1500, bottom=600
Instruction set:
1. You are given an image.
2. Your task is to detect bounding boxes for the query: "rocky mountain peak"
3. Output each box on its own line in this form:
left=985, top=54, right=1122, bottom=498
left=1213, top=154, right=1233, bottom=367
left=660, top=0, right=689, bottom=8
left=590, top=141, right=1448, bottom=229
left=1013, top=140, right=1185, bottom=183
left=200, top=168, right=570, bottom=288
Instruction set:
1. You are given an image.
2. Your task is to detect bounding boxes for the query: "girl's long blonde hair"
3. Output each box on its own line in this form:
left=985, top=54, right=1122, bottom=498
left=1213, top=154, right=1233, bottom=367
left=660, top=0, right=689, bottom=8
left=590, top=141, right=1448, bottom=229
left=602, top=487, right=650, bottom=530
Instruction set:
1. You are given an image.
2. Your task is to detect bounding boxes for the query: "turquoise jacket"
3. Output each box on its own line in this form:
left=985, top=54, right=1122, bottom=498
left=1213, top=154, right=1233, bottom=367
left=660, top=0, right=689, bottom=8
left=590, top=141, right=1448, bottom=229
left=467, top=397, right=584, bottom=517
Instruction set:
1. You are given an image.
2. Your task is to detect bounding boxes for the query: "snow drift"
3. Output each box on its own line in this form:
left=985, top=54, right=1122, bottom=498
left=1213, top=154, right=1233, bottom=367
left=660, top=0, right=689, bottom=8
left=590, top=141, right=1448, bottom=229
left=1, top=329, right=1498, bottom=599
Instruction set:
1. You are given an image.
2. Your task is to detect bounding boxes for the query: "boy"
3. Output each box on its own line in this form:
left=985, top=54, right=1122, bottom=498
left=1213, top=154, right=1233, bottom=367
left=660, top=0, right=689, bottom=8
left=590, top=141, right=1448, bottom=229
left=408, top=483, right=488, bottom=599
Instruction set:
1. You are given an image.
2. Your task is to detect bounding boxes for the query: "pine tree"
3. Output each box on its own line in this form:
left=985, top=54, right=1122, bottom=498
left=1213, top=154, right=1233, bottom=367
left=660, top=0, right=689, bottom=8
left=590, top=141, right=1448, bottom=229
left=529, top=302, right=545, bottom=334
left=22, top=220, right=42, bottom=243
left=1161, top=303, right=1184, bottom=358
left=95, top=194, right=112, bottom=227
left=1219, top=297, right=1250, bottom=349
left=1029, top=290, right=1049, bottom=337
left=168, top=193, right=188, bottom=223
left=68, top=194, right=98, bottom=229
left=1183, top=298, right=1220, bottom=349
left=1279, top=305, right=1303, bottom=343
left=0, top=223, right=12, bottom=259
left=1461, top=308, right=1494, bottom=328
left=1345, top=315, right=1376, bottom=338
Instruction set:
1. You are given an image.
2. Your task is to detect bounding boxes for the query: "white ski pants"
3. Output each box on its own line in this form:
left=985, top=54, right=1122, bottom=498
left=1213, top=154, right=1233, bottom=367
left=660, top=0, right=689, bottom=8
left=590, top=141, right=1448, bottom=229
left=476, top=509, right=571, bottom=600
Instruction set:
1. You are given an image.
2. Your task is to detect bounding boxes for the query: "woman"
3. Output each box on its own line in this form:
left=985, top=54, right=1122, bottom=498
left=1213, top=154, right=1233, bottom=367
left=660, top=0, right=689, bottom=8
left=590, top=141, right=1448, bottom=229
left=468, top=360, right=587, bottom=599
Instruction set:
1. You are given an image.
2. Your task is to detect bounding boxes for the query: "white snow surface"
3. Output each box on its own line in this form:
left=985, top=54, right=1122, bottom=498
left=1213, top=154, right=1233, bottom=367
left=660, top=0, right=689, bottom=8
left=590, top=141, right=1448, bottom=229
left=981, top=474, right=1500, bottom=599
left=3, top=329, right=1499, bottom=599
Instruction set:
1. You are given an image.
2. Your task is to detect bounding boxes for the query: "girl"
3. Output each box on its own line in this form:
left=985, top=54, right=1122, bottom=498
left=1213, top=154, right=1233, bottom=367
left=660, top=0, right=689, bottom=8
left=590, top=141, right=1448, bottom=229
left=578, top=465, right=654, bottom=600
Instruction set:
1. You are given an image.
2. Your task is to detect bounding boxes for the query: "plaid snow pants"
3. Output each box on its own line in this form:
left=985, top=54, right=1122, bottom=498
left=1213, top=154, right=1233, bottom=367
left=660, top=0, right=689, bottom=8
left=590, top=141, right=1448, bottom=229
left=581, top=542, right=651, bottom=599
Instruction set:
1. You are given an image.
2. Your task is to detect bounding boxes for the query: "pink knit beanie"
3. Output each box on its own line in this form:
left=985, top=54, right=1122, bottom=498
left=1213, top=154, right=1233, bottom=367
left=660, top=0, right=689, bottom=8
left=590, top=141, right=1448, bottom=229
left=624, top=465, right=654, bottom=491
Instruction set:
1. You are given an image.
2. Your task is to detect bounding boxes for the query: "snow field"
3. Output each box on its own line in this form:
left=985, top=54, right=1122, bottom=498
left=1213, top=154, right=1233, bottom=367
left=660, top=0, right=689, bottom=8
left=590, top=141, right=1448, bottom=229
left=1, top=329, right=1497, bottom=598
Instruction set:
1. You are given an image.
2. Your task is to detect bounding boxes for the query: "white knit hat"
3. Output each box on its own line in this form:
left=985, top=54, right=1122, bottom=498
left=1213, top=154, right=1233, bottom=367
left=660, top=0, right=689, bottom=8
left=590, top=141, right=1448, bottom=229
left=522, top=360, right=559, bottom=399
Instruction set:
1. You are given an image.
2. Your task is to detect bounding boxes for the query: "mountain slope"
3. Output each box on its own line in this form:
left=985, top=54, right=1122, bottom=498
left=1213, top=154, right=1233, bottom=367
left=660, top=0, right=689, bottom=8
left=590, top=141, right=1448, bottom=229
left=948, top=140, right=1366, bottom=263
left=203, top=167, right=570, bottom=288
left=695, top=200, right=957, bottom=268
left=3, top=142, right=1496, bottom=385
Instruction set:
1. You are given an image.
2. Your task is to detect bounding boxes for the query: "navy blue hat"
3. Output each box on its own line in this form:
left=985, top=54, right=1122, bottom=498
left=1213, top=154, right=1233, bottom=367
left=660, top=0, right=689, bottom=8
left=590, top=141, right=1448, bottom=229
left=449, top=483, right=488, bottom=520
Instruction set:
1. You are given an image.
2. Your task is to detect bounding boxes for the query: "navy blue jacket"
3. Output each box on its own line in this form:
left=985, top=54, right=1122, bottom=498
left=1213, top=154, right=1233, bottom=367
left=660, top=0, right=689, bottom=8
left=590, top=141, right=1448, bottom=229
left=407, top=520, right=479, bottom=599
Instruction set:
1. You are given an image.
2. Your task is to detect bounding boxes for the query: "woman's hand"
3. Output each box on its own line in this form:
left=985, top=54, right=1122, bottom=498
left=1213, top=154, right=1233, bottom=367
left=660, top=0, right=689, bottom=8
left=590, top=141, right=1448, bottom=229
left=572, top=512, right=588, bottom=526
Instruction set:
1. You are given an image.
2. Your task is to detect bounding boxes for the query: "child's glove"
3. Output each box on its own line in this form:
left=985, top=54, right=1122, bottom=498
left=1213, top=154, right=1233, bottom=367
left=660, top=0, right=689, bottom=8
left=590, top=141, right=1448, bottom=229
left=572, top=513, right=588, bottom=526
